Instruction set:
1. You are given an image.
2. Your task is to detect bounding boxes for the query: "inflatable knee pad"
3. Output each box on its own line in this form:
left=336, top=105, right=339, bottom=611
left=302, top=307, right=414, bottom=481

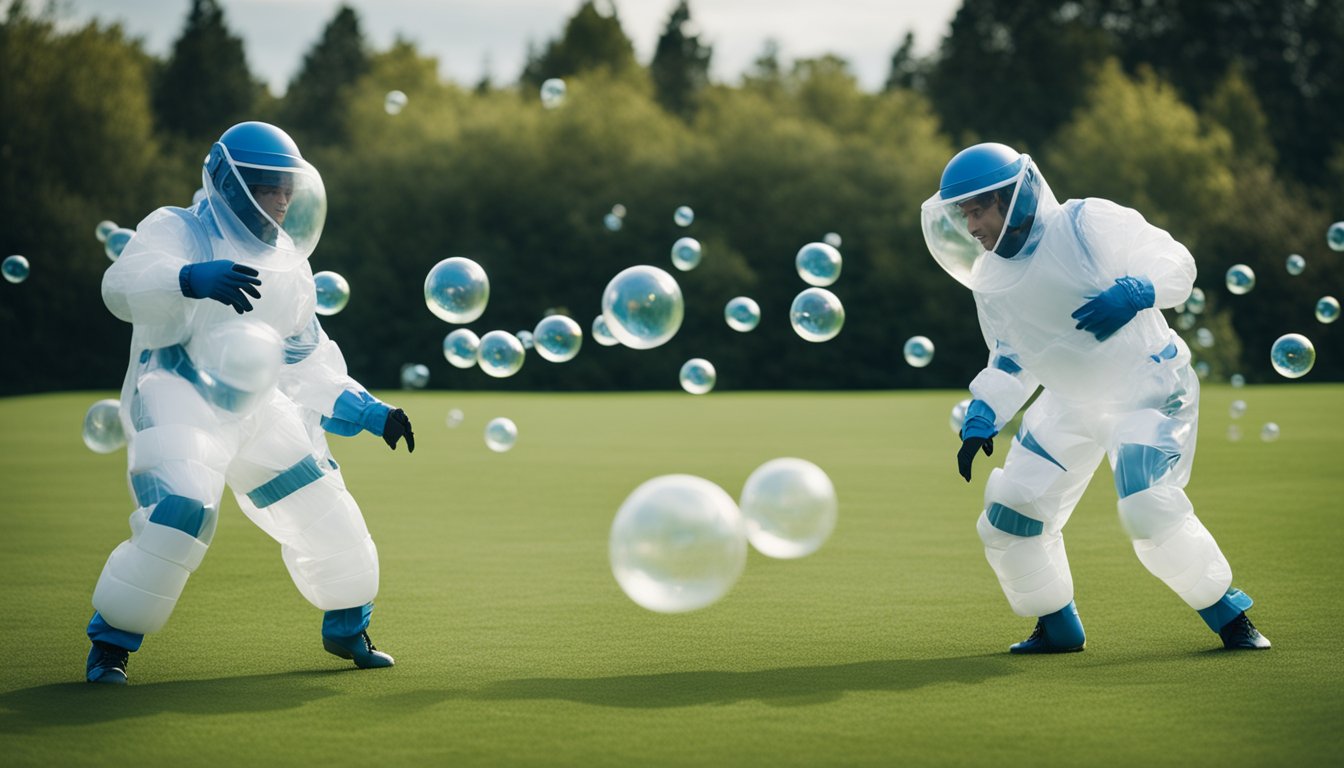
left=283, top=536, right=379, bottom=611
left=1117, top=484, right=1192, bottom=541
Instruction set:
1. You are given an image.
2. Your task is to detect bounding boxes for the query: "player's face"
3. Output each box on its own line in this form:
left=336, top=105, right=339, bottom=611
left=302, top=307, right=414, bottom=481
left=958, top=196, right=1006, bottom=250
left=252, top=183, right=293, bottom=226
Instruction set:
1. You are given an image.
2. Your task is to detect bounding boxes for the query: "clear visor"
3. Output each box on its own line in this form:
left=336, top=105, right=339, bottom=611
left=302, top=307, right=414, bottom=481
left=203, top=144, right=326, bottom=270
left=920, top=165, right=1028, bottom=288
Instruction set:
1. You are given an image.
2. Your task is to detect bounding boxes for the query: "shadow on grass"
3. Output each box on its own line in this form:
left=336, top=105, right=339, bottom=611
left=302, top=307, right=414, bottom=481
left=0, top=670, right=343, bottom=731
left=469, top=655, right=1014, bottom=709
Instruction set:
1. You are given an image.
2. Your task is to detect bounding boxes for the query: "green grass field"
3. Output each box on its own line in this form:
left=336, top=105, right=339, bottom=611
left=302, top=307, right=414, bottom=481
left=2, top=386, right=1341, bottom=766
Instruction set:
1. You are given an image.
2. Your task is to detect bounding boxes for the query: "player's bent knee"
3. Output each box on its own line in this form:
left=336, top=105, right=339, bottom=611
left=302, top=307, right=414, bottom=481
left=1117, top=484, right=1192, bottom=541
left=284, top=536, right=379, bottom=611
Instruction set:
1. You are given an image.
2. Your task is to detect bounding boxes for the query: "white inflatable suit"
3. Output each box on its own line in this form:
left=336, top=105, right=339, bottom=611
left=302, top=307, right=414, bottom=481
left=91, top=123, right=391, bottom=638
left=922, top=144, right=1253, bottom=637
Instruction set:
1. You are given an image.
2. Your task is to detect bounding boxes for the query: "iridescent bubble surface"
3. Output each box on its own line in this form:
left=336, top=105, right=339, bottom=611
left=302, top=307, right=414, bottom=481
left=400, top=363, right=429, bottom=389
left=442, top=328, right=480, bottom=369
left=1261, top=422, right=1281, bottom=442
left=601, top=265, right=684, bottom=349
left=1225, top=264, right=1255, bottom=295
left=477, top=331, right=526, bottom=378
left=82, top=399, right=125, bottom=454
left=609, top=474, right=747, bottom=614
left=670, top=237, right=702, bottom=271
left=724, top=296, right=760, bottom=332
left=823, top=232, right=842, bottom=248
left=484, top=417, right=518, bottom=452
left=95, top=220, right=117, bottom=243
left=313, top=271, right=350, bottom=316
left=1185, top=287, right=1206, bottom=314
left=1269, top=333, right=1315, bottom=378
left=603, top=213, right=623, bottom=232
left=795, top=242, right=842, bottom=287
left=384, top=90, right=407, bottom=115
left=1316, top=296, right=1339, bottom=324
left=540, top=78, right=566, bottom=109
left=533, top=314, right=583, bottom=363
left=789, top=287, right=845, bottom=342
left=1286, top=254, right=1305, bottom=276
left=3, top=255, right=30, bottom=284
left=739, top=458, right=837, bottom=559
left=424, top=257, right=490, bottom=323
left=903, top=336, right=935, bottom=368
left=1327, top=221, right=1344, bottom=252
left=673, top=205, right=694, bottom=227
left=679, top=358, right=716, bottom=395
left=592, top=314, right=619, bottom=346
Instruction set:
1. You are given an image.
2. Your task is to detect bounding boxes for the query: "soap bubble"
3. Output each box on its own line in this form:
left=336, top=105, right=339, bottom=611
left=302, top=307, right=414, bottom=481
left=442, top=328, right=480, bottom=369
left=384, top=90, right=407, bottom=115
left=1229, top=400, right=1246, bottom=419
left=445, top=408, right=464, bottom=428
left=1286, top=254, right=1306, bottom=276
left=601, top=265, right=684, bottom=349
left=1175, top=312, right=1196, bottom=330
left=610, top=203, right=627, bottom=218
left=1185, top=287, right=1206, bottom=314
left=673, top=205, right=694, bottom=227
left=1328, top=221, right=1344, bottom=252
left=1225, top=264, right=1255, bottom=295
left=3, top=254, right=30, bottom=284
left=400, top=363, right=429, bottom=389
left=533, top=314, right=583, bottom=362
left=823, top=232, right=842, bottom=248
left=1227, top=424, right=1242, bottom=442
left=592, top=314, right=620, bottom=346
left=670, top=237, right=702, bottom=271
left=477, top=330, right=526, bottom=378
left=724, top=296, right=761, bottom=332
left=1316, top=296, right=1340, bottom=324
left=516, top=330, right=534, bottom=351
left=1195, top=328, right=1214, bottom=348
left=739, top=458, right=837, bottom=559
left=540, top=78, right=566, bottom=109
left=950, top=398, right=972, bottom=434
left=795, top=242, right=842, bottom=287
left=82, top=399, right=125, bottom=453
left=1269, top=333, right=1315, bottom=378
left=603, top=212, right=623, bottom=232
left=679, top=358, right=716, bottom=395
left=95, top=220, right=117, bottom=243
left=1230, top=373, right=1245, bottom=388
left=609, top=474, right=747, bottom=614
left=1194, top=361, right=1210, bottom=379
left=790, top=287, right=845, bottom=342
left=484, top=417, right=518, bottom=452
left=104, top=228, right=134, bottom=261
left=903, top=336, right=935, bottom=368
left=1260, top=422, right=1280, bottom=442
left=425, top=257, right=490, bottom=323
left=313, top=270, right=350, bottom=316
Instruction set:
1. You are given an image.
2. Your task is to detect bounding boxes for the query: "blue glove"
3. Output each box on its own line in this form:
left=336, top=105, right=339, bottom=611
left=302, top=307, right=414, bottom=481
left=958, top=400, right=997, bottom=482
left=325, top=391, right=415, bottom=452
left=179, top=260, right=262, bottom=314
left=1070, top=276, right=1154, bottom=341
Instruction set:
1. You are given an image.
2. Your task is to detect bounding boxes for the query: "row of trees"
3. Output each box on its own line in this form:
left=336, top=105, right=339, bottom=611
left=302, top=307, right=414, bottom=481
left=0, top=0, right=1340, bottom=394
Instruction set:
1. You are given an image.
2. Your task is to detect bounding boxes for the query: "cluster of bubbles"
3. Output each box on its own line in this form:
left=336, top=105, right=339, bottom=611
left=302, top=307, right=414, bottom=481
left=609, top=458, right=837, bottom=613
left=313, top=271, right=350, bottom=316
left=384, top=90, right=408, bottom=115
left=540, top=78, right=566, bottom=109
left=484, top=417, right=518, bottom=452
left=903, top=336, right=935, bottom=368
left=3, top=255, right=30, bottom=284
left=400, top=363, right=429, bottom=389
left=670, top=237, right=702, bottom=271
left=679, top=358, right=716, bottom=394
left=82, top=399, right=125, bottom=453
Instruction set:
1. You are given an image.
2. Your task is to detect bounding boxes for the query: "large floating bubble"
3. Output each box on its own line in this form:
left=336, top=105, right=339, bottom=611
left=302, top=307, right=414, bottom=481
left=1225, top=264, right=1255, bottom=295
left=591, top=314, right=620, bottom=346
left=950, top=398, right=972, bottom=434
left=1316, top=296, right=1339, bottom=324
left=477, top=330, right=526, bottom=378
left=443, top=328, right=480, bottom=369
left=1327, top=221, right=1344, bottom=252
left=903, top=336, right=935, bottom=368
left=313, top=271, right=350, bottom=316
left=1195, top=328, right=1215, bottom=348
left=609, top=474, right=747, bottom=614
left=673, top=205, right=694, bottom=227
left=795, top=242, right=842, bottom=287
left=425, top=257, right=489, bottom=323
left=104, top=228, right=134, bottom=261
left=533, top=314, right=583, bottom=363
left=790, top=287, right=845, bottom=342
left=1261, top=422, right=1281, bottom=442
left=739, top=458, right=837, bottom=559
left=670, top=237, right=702, bottom=272
left=1285, top=254, right=1306, bottom=276
left=1229, top=399, right=1247, bottom=419
left=400, top=363, right=430, bottom=389
left=3, top=254, right=30, bottom=284
left=95, top=220, right=117, bottom=243
left=823, top=232, right=842, bottom=248
left=1270, top=333, right=1315, bottom=378
left=1185, top=287, right=1206, bottom=314
left=484, top=417, right=518, bottom=452
left=679, top=358, right=716, bottom=394
left=540, top=78, right=567, bottom=109
left=82, top=399, right=125, bottom=453
left=724, top=296, right=760, bottom=332
left=601, top=265, right=684, bottom=349
left=384, top=90, right=407, bottom=115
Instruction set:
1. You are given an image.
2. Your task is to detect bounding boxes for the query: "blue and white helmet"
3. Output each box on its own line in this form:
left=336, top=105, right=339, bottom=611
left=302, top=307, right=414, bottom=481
left=202, top=121, right=326, bottom=270
left=920, top=143, right=1047, bottom=288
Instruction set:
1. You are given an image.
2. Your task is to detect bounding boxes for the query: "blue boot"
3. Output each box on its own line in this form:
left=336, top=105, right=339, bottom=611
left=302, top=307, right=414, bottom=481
left=323, top=630, right=394, bottom=669
left=86, top=641, right=130, bottom=684
left=1010, top=601, right=1086, bottom=654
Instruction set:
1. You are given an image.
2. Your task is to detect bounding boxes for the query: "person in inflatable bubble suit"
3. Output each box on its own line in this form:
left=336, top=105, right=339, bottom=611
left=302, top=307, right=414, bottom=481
left=84, top=122, right=415, bottom=684
left=921, top=143, right=1268, bottom=654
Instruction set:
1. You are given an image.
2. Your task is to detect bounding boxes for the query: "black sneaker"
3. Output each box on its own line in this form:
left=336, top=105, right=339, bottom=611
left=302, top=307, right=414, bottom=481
left=1219, top=612, right=1271, bottom=650
left=323, top=630, right=394, bottom=668
left=86, top=641, right=130, bottom=684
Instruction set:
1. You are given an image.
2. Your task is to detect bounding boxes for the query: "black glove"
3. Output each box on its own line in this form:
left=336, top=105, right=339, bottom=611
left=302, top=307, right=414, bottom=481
left=382, top=408, right=415, bottom=452
left=957, top=436, right=993, bottom=482
left=179, top=260, right=262, bottom=314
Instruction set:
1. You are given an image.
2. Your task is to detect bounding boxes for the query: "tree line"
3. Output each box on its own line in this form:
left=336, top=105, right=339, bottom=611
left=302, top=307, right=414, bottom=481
left=1, top=0, right=1340, bottom=395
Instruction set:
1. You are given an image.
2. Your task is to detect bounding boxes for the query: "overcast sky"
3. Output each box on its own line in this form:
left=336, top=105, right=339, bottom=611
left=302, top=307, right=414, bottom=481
left=53, top=0, right=962, bottom=94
